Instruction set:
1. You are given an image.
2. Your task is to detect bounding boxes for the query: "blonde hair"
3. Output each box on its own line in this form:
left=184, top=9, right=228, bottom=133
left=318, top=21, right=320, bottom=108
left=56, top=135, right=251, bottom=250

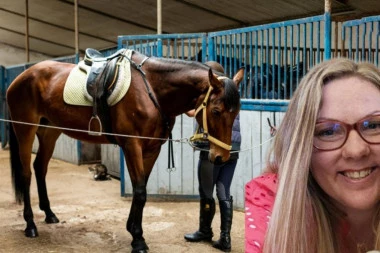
left=263, top=58, right=380, bottom=253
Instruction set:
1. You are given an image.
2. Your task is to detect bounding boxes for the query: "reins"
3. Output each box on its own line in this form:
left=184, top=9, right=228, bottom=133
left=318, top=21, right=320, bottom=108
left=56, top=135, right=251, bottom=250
left=189, top=76, right=233, bottom=151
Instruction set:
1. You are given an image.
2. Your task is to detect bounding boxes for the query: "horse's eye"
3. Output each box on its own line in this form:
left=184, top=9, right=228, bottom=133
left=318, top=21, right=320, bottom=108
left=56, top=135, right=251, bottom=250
left=211, top=109, right=221, bottom=116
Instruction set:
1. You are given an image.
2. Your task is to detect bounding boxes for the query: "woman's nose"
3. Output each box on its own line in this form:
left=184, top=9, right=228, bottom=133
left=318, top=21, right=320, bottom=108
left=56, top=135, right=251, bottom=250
left=341, top=129, right=370, bottom=159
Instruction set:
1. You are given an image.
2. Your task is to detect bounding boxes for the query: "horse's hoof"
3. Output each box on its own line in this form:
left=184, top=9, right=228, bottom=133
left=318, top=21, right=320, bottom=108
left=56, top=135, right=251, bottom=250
left=45, top=215, right=59, bottom=224
left=131, top=239, right=149, bottom=253
left=131, top=250, right=148, bottom=253
left=25, top=227, right=39, bottom=238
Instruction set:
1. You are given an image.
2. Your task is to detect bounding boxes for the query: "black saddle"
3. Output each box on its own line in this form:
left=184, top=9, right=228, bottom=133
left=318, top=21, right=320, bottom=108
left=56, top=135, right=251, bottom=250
left=84, top=48, right=126, bottom=98
left=83, top=48, right=127, bottom=142
left=84, top=48, right=126, bottom=66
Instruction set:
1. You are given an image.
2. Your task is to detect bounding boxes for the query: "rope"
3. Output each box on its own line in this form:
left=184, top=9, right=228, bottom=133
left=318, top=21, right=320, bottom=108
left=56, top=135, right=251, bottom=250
left=0, top=118, right=274, bottom=153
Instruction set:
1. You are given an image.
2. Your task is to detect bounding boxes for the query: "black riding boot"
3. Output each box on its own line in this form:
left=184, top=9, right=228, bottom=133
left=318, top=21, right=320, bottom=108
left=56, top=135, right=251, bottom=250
left=184, top=198, right=215, bottom=242
left=213, top=196, right=233, bottom=252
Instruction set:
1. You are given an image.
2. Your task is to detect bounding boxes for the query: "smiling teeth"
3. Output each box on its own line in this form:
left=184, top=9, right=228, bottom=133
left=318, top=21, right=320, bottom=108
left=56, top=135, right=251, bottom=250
left=343, top=169, right=372, bottom=179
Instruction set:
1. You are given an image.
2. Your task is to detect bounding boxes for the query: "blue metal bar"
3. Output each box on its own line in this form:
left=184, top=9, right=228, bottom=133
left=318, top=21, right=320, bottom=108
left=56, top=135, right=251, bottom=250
left=376, top=22, right=380, bottom=66
left=362, top=24, right=366, bottom=61
left=316, top=21, right=321, bottom=63
left=355, top=26, right=359, bottom=61
left=241, top=99, right=288, bottom=112
left=254, top=31, right=258, bottom=99
left=369, top=22, right=373, bottom=63
left=324, top=12, right=331, bottom=60
left=283, top=27, right=288, bottom=99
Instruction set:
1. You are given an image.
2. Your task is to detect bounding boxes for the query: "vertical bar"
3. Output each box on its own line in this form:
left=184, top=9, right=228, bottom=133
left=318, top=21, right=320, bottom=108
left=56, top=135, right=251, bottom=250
left=74, top=0, right=79, bottom=63
left=271, top=28, right=275, bottom=98
left=309, top=22, right=314, bottom=67
left=265, top=29, right=269, bottom=99
left=376, top=22, right=380, bottom=66
left=208, top=36, right=215, bottom=61
left=296, top=24, right=300, bottom=86
left=324, top=12, right=331, bottom=60
left=368, top=22, right=373, bottom=62
left=157, top=0, right=162, bottom=34
left=25, top=0, right=30, bottom=62
left=277, top=28, right=281, bottom=98
left=362, top=23, right=367, bottom=61
left=260, top=30, right=264, bottom=99
left=0, top=66, right=6, bottom=148
left=283, top=27, right=287, bottom=99
left=157, top=38, right=163, bottom=57
left=120, top=148, right=125, bottom=196
left=289, top=25, right=294, bottom=97
left=355, top=26, right=359, bottom=61
left=254, top=31, right=258, bottom=99
left=303, top=23, right=307, bottom=74
left=317, top=21, right=321, bottom=63
left=348, top=27, right=353, bottom=59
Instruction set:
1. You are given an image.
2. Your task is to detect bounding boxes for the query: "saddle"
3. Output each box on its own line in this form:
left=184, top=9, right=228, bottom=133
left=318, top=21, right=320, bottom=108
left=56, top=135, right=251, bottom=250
left=83, top=48, right=127, bottom=141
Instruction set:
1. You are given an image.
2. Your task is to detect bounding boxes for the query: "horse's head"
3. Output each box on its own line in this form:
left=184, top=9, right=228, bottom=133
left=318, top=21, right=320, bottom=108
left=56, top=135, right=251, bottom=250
left=191, top=67, right=244, bottom=165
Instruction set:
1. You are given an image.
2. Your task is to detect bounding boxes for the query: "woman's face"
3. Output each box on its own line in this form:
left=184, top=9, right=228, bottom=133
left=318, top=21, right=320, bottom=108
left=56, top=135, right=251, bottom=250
left=311, top=76, right=380, bottom=215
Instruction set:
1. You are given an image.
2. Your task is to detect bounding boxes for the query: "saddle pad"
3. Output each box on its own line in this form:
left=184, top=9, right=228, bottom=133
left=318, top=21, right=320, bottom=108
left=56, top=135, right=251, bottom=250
left=63, top=49, right=132, bottom=106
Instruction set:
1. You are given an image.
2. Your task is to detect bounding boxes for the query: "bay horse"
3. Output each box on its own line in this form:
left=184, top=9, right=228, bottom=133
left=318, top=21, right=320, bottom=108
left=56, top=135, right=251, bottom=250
left=6, top=49, right=244, bottom=253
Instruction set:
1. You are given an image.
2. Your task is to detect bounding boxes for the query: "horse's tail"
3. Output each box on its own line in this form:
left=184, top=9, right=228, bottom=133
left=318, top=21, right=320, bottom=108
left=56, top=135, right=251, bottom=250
left=8, top=119, right=25, bottom=204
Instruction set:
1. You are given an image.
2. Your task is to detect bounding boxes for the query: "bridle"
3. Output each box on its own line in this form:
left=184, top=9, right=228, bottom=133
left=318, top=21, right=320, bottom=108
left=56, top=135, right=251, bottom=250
left=189, top=76, right=232, bottom=151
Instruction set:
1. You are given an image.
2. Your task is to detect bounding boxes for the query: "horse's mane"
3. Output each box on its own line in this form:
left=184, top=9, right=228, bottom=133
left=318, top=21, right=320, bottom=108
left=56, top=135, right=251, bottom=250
left=151, top=57, right=209, bottom=72
left=150, top=56, right=240, bottom=111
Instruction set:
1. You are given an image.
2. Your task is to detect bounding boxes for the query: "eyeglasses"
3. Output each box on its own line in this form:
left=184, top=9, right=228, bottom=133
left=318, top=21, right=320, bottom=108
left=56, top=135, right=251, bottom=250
left=313, top=114, right=380, bottom=151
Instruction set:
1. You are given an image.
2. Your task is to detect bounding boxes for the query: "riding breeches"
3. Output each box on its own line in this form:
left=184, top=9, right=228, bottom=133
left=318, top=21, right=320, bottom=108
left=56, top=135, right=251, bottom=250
left=197, top=151, right=238, bottom=201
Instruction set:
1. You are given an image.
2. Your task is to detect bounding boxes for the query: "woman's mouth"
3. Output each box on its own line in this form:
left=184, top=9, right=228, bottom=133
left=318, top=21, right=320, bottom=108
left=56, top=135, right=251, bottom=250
left=341, top=167, right=375, bottom=180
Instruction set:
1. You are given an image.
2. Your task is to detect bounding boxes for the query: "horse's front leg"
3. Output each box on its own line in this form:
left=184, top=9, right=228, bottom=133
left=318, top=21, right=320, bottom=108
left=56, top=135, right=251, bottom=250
left=122, top=144, right=160, bottom=253
left=128, top=183, right=148, bottom=252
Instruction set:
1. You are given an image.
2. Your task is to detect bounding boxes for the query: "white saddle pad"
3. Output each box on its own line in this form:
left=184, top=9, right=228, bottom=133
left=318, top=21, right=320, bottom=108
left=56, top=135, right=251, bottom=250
left=63, top=49, right=132, bottom=106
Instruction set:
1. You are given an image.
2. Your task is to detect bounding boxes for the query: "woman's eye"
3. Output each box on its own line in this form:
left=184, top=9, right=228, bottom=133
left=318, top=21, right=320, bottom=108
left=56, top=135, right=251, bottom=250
left=314, top=123, right=344, bottom=140
left=316, top=129, right=335, bottom=137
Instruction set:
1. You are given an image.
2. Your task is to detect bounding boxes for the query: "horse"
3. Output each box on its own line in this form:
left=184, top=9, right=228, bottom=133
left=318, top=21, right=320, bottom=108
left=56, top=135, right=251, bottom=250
left=6, top=49, right=244, bottom=253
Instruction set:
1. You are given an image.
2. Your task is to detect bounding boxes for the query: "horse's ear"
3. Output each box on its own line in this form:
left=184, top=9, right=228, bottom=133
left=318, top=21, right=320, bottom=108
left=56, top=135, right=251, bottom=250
left=208, top=68, right=223, bottom=90
left=233, top=67, right=245, bottom=89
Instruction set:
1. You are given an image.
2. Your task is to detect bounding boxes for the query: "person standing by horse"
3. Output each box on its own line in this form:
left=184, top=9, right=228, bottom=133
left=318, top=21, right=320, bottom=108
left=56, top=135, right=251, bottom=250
left=184, top=61, right=242, bottom=252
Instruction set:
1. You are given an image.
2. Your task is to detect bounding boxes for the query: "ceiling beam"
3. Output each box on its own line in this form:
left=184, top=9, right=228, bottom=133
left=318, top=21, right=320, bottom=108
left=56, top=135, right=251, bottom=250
left=0, top=26, right=75, bottom=50
left=58, top=0, right=161, bottom=33
left=0, top=7, right=116, bottom=44
left=176, top=0, right=250, bottom=27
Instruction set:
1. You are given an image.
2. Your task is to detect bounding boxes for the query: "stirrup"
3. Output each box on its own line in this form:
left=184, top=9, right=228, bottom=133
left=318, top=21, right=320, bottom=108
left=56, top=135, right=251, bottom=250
left=88, top=115, right=102, bottom=136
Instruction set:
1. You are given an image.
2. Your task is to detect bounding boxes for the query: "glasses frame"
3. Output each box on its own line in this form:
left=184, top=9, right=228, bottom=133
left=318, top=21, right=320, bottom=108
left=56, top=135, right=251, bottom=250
left=313, top=113, right=380, bottom=151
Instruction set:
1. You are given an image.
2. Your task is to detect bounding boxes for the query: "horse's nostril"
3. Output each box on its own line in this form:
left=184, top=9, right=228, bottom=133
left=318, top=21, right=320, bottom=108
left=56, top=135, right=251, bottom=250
left=214, top=156, right=223, bottom=165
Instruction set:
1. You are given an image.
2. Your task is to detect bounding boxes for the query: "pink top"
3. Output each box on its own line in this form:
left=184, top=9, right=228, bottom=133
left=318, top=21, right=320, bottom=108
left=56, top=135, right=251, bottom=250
left=245, top=173, right=278, bottom=253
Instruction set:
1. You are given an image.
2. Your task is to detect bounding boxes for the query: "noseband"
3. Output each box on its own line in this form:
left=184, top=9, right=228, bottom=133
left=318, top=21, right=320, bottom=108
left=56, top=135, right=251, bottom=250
left=189, top=77, right=232, bottom=151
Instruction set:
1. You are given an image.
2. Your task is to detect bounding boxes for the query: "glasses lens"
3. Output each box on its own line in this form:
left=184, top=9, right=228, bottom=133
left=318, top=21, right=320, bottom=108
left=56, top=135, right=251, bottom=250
left=314, top=122, right=346, bottom=150
left=359, top=115, right=380, bottom=143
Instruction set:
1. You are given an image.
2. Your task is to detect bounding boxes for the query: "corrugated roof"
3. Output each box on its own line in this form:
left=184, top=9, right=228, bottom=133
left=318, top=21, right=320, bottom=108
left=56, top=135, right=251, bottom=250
left=0, top=0, right=379, bottom=58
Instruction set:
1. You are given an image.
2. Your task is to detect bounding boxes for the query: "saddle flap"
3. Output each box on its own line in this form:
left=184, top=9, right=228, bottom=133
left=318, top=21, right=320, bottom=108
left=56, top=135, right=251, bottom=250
left=86, top=56, right=121, bottom=99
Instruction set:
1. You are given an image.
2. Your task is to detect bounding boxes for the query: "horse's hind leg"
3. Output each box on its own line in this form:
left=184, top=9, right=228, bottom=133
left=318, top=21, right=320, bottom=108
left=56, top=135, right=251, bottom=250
left=9, top=122, right=39, bottom=237
left=34, top=126, right=62, bottom=224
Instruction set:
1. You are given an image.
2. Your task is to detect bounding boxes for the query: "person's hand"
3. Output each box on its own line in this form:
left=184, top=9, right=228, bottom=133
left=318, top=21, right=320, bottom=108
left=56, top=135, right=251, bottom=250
left=185, top=109, right=195, bottom=117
